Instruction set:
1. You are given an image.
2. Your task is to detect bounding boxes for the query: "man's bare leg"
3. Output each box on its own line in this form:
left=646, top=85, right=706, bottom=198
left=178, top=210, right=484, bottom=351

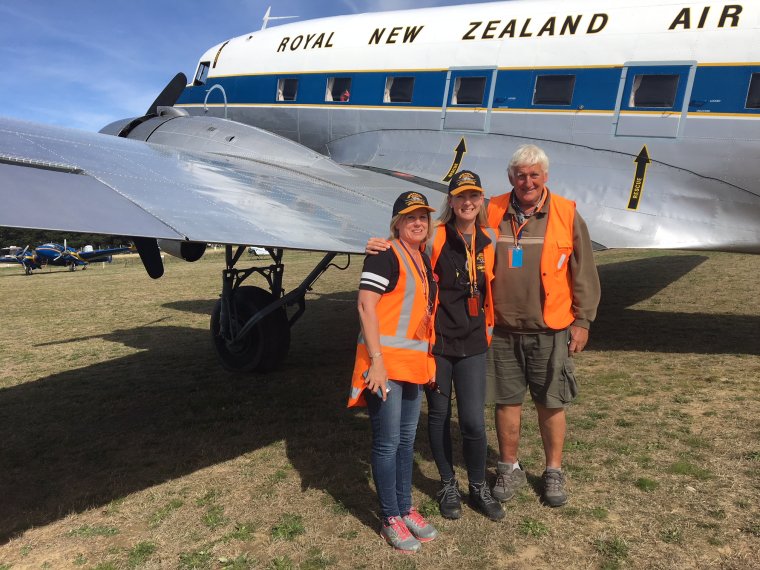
left=536, top=403, right=568, bottom=506
left=535, top=403, right=566, bottom=469
left=495, top=403, right=522, bottom=463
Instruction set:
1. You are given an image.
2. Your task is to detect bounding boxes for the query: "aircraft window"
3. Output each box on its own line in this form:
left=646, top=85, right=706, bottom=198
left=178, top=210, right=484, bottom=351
left=533, top=75, right=576, bottom=105
left=194, top=61, right=210, bottom=86
left=746, top=73, right=760, bottom=109
left=452, top=77, right=486, bottom=105
left=326, top=77, right=352, bottom=102
left=277, top=78, right=299, bottom=101
left=629, top=74, right=679, bottom=108
left=384, top=77, right=415, bottom=103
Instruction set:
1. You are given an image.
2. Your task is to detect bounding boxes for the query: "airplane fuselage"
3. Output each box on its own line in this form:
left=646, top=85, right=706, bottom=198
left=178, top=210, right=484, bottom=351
left=177, top=0, right=760, bottom=253
left=0, top=243, right=130, bottom=274
left=35, top=244, right=87, bottom=267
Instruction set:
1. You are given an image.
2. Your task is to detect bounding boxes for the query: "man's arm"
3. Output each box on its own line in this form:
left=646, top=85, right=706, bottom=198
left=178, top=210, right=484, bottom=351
left=568, top=212, right=601, bottom=354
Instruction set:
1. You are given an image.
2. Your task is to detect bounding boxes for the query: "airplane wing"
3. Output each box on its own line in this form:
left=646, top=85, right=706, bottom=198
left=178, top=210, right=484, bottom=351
left=0, top=117, right=437, bottom=254
left=77, top=247, right=133, bottom=262
left=0, top=255, right=22, bottom=265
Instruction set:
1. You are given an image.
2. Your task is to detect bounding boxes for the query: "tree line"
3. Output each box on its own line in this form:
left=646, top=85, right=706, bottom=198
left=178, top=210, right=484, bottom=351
left=0, top=227, right=130, bottom=250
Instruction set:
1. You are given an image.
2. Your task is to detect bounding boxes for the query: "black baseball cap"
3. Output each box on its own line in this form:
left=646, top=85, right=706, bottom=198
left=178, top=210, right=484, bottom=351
left=392, top=191, right=436, bottom=216
left=448, top=170, right=484, bottom=195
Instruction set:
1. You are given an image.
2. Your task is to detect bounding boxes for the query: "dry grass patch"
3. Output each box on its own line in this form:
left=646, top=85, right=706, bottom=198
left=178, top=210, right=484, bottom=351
left=1, top=249, right=759, bottom=568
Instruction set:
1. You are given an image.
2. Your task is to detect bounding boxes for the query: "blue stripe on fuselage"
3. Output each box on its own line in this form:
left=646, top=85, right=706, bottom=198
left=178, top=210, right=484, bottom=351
left=177, top=65, right=760, bottom=115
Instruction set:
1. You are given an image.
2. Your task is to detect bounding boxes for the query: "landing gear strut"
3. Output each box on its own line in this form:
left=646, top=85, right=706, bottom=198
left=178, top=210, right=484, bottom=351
left=210, top=245, right=347, bottom=372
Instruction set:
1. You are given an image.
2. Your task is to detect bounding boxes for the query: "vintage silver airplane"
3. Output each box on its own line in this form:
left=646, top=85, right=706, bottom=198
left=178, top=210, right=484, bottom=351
left=1, top=0, right=759, bottom=372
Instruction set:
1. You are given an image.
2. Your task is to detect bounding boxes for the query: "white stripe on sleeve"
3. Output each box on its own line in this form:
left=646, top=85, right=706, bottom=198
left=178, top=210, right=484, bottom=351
left=360, top=271, right=390, bottom=291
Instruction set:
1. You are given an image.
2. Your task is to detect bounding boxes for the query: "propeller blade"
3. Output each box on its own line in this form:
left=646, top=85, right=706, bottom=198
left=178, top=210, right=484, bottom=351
left=146, top=73, right=188, bottom=116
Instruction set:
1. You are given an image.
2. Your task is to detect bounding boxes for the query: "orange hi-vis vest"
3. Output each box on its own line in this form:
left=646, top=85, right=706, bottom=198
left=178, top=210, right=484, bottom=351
left=487, top=191, right=577, bottom=330
left=348, top=240, right=436, bottom=408
left=427, top=224, right=497, bottom=345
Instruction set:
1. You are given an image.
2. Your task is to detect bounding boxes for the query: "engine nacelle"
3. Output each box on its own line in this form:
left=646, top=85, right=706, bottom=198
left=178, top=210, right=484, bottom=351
left=157, top=239, right=207, bottom=262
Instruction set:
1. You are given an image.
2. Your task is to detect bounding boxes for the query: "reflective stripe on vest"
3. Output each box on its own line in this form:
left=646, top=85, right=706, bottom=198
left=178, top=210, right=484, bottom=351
left=482, top=226, right=497, bottom=343
left=358, top=333, right=430, bottom=352
left=483, top=227, right=497, bottom=246
left=348, top=240, right=435, bottom=407
left=392, top=240, right=417, bottom=339
left=486, top=190, right=576, bottom=330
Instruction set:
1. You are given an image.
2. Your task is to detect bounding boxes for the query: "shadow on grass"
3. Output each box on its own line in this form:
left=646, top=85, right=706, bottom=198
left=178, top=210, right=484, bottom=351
left=2, top=254, right=757, bottom=542
left=593, top=254, right=759, bottom=355
left=0, top=290, right=441, bottom=542
left=0, top=291, right=353, bottom=541
left=0, top=268, right=85, bottom=278
left=164, top=299, right=217, bottom=316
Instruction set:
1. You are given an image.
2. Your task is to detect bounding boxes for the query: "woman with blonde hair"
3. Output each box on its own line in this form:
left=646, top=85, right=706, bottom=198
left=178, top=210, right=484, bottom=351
left=349, top=191, right=439, bottom=552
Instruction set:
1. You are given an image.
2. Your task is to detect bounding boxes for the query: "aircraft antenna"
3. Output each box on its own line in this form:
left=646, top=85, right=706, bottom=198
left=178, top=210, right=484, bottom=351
left=261, top=6, right=298, bottom=30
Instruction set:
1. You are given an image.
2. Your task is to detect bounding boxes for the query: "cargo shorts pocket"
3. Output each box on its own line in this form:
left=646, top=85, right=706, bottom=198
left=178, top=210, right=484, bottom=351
left=559, top=357, right=578, bottom=404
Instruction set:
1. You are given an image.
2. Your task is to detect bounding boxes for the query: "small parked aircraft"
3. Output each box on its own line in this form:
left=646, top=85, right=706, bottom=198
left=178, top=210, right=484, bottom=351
left=0, top=243, right=132, bottom=275
left=1, top=1, right=759, bottom=372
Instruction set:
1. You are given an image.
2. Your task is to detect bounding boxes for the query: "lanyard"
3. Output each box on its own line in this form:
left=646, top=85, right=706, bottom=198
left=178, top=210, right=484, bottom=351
left=510, top=190, right=547, bottom=247
left=398, top=240, right=432, bottom=315
left=456, top=228, right=478, bottom=296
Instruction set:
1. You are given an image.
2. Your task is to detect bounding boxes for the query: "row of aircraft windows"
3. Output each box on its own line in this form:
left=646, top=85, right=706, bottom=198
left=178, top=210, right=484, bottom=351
left=276, top=73, right=760, bottom=109
left=277, top=76, right=417, bottom=103
left=196, top=62, right=760, bottom=110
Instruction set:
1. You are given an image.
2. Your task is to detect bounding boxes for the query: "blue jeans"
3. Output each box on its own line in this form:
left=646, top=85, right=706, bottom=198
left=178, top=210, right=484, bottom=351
left=366, top=380, right=423, bottom=520
left=426, top=352, right=487, bottom=485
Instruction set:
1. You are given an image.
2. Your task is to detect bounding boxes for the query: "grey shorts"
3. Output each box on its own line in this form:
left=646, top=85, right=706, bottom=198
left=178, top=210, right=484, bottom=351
left=487, top=328, right=578, bottom=408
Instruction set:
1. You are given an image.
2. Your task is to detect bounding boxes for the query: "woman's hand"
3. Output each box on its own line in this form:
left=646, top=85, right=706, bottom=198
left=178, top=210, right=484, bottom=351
left=365, top=237, right=391, bottom=255
left=365, top=360, right=389, bottom=401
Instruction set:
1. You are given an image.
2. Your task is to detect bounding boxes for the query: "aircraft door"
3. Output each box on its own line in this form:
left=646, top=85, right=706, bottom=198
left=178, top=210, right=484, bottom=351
left=614, top=62, right=696, bottom=138
left=442, top=68, right=497, bottom=132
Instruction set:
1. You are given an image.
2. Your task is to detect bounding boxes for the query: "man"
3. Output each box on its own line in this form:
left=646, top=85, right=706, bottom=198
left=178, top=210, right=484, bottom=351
left=486, top=144, right=600, bottom=507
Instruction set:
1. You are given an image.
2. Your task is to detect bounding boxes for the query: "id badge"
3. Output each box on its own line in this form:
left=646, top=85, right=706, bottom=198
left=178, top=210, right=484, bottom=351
left=414, top=312, right=433, bottom=340
left=509, top=246, right=523, bottom=268
left=467, top=294, right=480, bottom=317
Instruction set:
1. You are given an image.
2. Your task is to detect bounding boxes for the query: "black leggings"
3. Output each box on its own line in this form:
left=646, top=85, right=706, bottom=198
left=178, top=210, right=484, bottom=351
left=426, top=352, right=487, bottom=485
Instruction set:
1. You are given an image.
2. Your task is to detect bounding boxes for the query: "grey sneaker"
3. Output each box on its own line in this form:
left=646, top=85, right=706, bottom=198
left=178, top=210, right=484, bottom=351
left=380, top=516, right=421, bottom=552
left=541, top=469, right=567, bottom=507
left=402, top=507, right=438, bottom=542
left=492, top=461, right=527, bottom=502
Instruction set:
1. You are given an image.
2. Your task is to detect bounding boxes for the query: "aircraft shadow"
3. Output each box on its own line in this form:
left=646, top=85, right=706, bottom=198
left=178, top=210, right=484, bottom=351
left=163, top=298, right=217, bottom=316
left=0, top=291, right=427, bottom=541
left=3, top=255, right=757, bottom=541
left=591, top=254, right=759, bottom=355
left=0, top=268, right=83, bottom=278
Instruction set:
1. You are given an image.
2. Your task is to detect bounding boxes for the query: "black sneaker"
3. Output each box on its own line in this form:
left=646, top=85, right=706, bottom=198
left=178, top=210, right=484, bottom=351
left=436, top=478, right=462, bottom=519
left=541, top=469, right=567, bottom=507
left=469, top=482, right=506, bottom=521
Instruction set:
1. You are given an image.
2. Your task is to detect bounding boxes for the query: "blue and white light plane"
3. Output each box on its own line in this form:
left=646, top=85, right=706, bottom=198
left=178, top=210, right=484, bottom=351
left=1, top=0, right=758, bottom=371
left=0, top=243, right=133, bottom=275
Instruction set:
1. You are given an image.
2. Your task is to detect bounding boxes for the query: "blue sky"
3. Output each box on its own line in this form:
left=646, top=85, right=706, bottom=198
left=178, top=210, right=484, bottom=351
left=1, top=0, right=494, bottom=132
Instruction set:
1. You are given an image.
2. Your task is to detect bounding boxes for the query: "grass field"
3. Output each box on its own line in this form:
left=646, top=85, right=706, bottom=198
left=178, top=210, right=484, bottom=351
left=0, top=248, right=758, bottom=569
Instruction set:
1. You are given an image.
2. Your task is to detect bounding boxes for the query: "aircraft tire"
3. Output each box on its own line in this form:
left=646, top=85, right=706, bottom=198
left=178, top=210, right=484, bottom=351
left=210, top=286, right=291, bottom=373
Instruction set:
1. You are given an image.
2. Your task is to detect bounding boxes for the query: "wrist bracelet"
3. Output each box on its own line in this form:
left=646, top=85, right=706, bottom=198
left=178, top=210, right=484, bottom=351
left=369, top=352, right=382, bottom=359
